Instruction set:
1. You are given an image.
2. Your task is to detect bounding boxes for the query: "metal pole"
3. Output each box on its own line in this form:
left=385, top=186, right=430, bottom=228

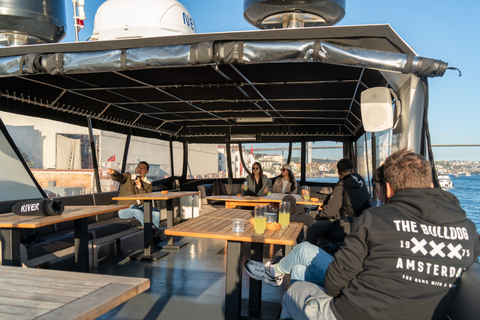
left=72, top=0, right=79, bottom=42
left=226, top=142, right=233, bottom=184
left=87, top=117, right=101, bottom=193
left=301, top=141, right=306, bottom=184
left=121, top=130, right=131, bottom=173
left=169, top=138, right=175, bottom=177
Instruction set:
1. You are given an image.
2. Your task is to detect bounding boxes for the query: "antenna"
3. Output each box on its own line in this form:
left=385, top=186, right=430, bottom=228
left=73, top=0, right=86, bottom=42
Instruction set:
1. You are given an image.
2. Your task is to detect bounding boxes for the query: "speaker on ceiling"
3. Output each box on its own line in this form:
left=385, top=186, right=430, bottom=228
left=360, top=87, right=394, bottom=132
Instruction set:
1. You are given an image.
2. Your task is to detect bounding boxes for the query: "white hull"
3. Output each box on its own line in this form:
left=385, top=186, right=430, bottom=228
left=438, top=175, right=453, bottom=189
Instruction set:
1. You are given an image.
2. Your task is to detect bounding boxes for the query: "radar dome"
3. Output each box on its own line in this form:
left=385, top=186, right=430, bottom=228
left=91, top=0, right=196, bottom=41
left=0, top=0, right=66, bottom=46
left=244, top=0, right=346, bottom=29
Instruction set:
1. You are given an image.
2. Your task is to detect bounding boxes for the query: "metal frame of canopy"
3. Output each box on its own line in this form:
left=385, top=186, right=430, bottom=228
left=0, top=25, right=447, bottom=144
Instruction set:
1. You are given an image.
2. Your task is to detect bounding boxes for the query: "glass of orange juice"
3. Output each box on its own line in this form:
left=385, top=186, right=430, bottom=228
left=279, top=202, right=290, bottom=228
left=254, top=205, right=266, bottom=234
left=303, top=186, right=310, bottom=201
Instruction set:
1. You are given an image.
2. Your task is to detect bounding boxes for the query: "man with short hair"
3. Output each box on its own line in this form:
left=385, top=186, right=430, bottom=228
left=306, top=158, right=371, bottom=245
left=108, top=161, right=162, bottom=240
left=246, top=149, right=480, bottom=320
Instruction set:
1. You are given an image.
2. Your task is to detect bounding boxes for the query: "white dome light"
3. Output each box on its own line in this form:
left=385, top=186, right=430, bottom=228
left=91, top=0, right=196, bottom=41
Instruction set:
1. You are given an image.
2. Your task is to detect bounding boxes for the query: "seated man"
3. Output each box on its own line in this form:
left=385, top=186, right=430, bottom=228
left=245, top=148, right=480, bottom=320
left=108, top=161, right=162, bottom=241
left=306, top=158, right=371, bottom=245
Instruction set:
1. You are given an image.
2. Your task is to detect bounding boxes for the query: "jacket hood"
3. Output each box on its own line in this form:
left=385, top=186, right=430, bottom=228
left=341, top=173, right=366, bottom=189
left=389, top=188, right=465, bottom=225
left=282, top=195, right=305, bottom=216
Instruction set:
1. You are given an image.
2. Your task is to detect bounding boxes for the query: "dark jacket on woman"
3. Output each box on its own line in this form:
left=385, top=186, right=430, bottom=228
left=245, top=174, right=272, bottom=196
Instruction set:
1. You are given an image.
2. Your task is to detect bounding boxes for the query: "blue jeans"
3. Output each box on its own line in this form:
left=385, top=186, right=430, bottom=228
left=278, top=242, right=333, bottom=286
left=118, top=204, right=161, bottom=229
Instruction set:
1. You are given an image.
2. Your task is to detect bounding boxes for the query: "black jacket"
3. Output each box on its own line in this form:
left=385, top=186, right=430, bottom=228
left=316, top=172, right=370, bottom=220
left=325, top=188, right=480, bottom=320
left=283, top=195, right=315, bottom=227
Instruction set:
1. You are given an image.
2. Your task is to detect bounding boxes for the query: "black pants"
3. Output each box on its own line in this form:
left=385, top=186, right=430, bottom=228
left=306, top=219, right=332, bottom=245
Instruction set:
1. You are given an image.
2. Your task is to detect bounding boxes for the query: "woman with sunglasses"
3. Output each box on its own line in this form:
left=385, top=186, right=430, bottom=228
left=272, top=164, right=297, bottom=194
left=244, top=162, right=272, bottom=196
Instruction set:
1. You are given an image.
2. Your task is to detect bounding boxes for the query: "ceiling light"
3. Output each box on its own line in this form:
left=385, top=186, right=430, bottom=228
left=229, top=134, right=257, bottom=141
left=236, top=117, right=273, bottom=123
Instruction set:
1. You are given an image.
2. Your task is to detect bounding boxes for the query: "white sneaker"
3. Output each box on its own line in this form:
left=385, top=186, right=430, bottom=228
left=244, top=260, right=284, bottom=287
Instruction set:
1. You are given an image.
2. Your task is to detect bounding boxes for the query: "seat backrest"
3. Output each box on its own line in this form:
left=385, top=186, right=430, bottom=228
left=211, top=180, right=227, bottom=195
left=197, top=184, right=213, bottom=205
left=445, top=261, right=480, bottom=319
left=225, top=184, right=242, bottom=195
left=92, top=191, right=119, bottom=205
left=58, top=194, right=95, bottom=206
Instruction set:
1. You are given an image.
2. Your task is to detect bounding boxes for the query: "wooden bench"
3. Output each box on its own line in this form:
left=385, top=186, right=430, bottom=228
left=1, top=191, right=143, bottom=268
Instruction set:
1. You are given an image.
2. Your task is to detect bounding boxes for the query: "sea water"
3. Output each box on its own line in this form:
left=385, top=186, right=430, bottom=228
left=310, top=175, right=480, bottom=233
left=449, top=175, right=480, bottom=234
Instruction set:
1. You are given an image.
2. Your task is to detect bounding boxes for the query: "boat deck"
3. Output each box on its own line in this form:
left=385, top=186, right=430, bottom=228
left=50, top=229, right=287, bottom=320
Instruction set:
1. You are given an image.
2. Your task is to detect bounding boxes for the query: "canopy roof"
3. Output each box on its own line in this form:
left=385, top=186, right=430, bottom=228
left=0, top=24, right=446, bottom=143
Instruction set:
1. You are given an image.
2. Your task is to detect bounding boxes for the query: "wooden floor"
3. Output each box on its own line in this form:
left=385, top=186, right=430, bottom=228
left=50, top=228, right=287, bottom=320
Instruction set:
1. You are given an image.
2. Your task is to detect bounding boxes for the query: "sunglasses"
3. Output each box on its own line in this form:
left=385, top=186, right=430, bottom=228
left=253, top=167, right=260, bottom=170
left=371, top=179, right=385, bottom=187
left=281, top=168, right=288, bottom=171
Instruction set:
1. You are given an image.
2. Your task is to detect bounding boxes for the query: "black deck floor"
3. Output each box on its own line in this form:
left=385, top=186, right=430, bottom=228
left=50, top=231, right=287, bottom=320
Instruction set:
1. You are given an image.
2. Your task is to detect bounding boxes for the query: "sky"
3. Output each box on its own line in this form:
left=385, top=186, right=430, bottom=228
left=62, top=0, right=480, bottom=161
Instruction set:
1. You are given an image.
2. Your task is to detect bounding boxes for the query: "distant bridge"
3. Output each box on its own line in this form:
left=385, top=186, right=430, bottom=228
left=431, top=144, right=480, bottom=147
left=250, top=144, right=480, bottom=152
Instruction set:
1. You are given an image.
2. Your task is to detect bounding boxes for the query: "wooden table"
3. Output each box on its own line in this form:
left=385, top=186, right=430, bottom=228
left=113, top=191, right=199, bottom=260
left=0, top=265, right=149, bottom=319
left=165, top=208, right=304, bottom=320
left=207, top=193, right=323, bottom=209
left=0, top=205, right=128, bottom=273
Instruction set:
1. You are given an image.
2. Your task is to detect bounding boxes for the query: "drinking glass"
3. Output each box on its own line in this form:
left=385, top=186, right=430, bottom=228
left=232, top=218, right=245, bottom=234
left=303, top=186, right=310, bottom=201
left=266, top=212, right=277, bottom=224
left=243, top=181, right=248, bottom=191
left=279, top=202, right=290, bottom=228
left=254, top=205, right=266, bottom=234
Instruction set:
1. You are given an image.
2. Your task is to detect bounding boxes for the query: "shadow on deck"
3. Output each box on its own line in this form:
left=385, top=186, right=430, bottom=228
left=50, top=232, right=287, bottom=320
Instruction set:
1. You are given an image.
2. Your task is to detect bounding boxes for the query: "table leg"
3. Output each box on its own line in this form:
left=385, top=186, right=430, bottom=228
left=1, top=228, right=21, bottom=266
left=226, top=240, right=243, bottom=320
left=144, top=200, right=154, bottom=256
left=74, top=218, right=89, bottom=272
left=248, top=242, right=263, bottom=315
left=283, top=244, right=293, bottom=287
left=284, top=244, right=293, bottom=256
left=129, top=200, right=170, bottom=261
left=162, top=198, right=187, bottom=250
